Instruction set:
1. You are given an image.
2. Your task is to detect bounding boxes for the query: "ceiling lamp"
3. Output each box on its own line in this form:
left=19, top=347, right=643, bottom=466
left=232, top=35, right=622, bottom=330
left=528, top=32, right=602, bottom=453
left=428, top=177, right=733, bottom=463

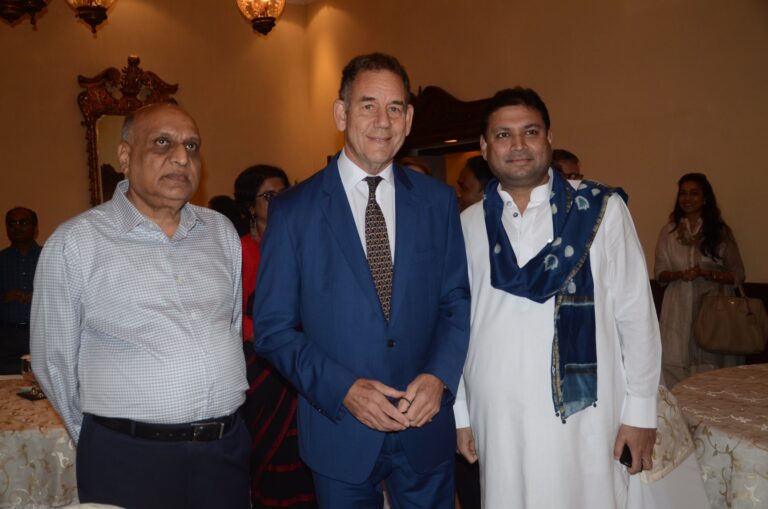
left=1, top=0, right=48, bottom=26
left=65, top=0, right=115, bottom=33
left=0, top=1, right=26, bottom=24
left=236, top=0, right=285, bottom=35
left=22, top=0, right=47, bottom=26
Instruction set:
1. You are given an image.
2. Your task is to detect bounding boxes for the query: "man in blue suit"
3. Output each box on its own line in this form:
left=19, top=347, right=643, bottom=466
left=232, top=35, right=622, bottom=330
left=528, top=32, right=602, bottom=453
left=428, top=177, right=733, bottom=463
left=253, top=53, right=470, bottom=508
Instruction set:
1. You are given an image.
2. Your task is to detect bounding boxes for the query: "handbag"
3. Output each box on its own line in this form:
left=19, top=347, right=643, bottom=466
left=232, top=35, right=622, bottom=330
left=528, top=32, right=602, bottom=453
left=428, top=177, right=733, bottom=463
left=694, top=284, right=768, bottom=355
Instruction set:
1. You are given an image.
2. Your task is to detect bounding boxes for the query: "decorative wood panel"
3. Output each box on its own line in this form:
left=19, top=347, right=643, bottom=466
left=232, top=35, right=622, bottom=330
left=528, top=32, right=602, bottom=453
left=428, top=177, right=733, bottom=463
left=78, top=56, right=178, bottom=206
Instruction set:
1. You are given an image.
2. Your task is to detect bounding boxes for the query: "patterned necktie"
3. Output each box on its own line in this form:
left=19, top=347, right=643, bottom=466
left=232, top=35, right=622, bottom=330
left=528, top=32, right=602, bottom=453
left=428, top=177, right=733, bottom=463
left=364, top=176, right=393, bottom=320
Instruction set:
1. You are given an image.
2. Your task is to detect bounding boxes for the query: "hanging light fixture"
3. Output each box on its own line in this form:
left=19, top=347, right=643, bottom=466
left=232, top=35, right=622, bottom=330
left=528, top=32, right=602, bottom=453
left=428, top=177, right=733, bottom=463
left=236, top=0, right=285, bottom=35
left=0, top=0, right=26, bottom=24
left=0, top=0, right=48, bottom=26
left=21, top=0, right=47, bottom=26
left=65, top=0, right=115, bottom=33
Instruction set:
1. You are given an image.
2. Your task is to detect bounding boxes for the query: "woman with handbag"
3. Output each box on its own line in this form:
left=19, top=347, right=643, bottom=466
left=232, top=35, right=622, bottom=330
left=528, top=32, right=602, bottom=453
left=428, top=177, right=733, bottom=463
left=654, top=172, right=745, bottom=387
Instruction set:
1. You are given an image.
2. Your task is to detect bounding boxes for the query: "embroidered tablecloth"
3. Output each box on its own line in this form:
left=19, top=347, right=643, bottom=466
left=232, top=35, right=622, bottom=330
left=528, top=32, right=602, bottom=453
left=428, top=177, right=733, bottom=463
left=672, top=364, right=768, bottom=509
left=0, top=377, right=77, bottom=508
left=641, top=385, right=696, bottom=483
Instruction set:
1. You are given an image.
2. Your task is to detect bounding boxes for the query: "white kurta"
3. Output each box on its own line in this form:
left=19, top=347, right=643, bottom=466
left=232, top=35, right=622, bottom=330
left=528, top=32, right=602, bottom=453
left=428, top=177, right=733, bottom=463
left=455, top=178, right=661, bottom=509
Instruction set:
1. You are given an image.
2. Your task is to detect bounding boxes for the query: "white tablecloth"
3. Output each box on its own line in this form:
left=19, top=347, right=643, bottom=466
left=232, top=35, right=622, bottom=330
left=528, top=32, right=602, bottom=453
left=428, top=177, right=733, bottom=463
left=672, top=364, right=768, bottom=509
left=0, top=376, right=77, bottom=508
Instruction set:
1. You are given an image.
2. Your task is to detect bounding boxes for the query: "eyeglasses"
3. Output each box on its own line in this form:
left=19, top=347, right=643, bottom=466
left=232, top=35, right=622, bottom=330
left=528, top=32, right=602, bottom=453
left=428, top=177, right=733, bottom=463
left=7, top=219, right=35, bottom=226
left=255, top=190, right=281, bottom=202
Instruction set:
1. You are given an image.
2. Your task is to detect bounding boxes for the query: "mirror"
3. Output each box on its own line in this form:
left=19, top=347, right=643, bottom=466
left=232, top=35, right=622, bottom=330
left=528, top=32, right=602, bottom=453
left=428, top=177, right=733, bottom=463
left=77, top=56, right=178, bottom=205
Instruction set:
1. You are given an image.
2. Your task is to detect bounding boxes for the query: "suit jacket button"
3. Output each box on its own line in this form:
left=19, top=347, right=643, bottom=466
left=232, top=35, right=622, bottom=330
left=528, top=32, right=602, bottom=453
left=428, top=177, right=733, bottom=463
left=387, top=339, right=396, bottom=348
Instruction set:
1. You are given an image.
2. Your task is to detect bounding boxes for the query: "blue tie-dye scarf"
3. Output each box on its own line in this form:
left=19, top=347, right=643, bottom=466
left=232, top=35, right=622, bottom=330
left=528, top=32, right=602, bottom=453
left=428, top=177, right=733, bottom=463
left=483, top=170, right=626, bottom=421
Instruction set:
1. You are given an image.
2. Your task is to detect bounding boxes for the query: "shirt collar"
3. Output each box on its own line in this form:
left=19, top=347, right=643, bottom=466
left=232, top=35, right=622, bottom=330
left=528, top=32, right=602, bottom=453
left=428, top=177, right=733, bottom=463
left=529, top=168, right=554, bottom=205
left=111, top=180, right=202, bottom=236
left=338, top=149, right=394, bottom=191
left=495, top=168, right=553, bottom=209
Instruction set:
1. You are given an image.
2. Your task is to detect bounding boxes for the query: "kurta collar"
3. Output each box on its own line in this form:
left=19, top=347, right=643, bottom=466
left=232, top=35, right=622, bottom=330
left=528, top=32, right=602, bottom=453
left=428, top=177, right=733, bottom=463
left=495, top=168, right=554, bottom=210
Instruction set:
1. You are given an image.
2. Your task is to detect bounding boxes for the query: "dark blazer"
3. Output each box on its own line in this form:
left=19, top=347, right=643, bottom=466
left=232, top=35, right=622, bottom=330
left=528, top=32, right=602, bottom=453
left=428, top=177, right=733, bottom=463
left=253, top=156, right=470, bottom=483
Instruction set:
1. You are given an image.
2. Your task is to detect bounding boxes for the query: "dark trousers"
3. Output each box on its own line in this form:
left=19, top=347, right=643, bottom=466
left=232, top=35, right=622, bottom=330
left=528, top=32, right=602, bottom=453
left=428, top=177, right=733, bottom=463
left=455, top=454, right=481, bottom=509
left=312, top=433, right=454, bottom=509
left=77, top=413, right=251, bottom=509
left=0, top=323, right=29, bottom=374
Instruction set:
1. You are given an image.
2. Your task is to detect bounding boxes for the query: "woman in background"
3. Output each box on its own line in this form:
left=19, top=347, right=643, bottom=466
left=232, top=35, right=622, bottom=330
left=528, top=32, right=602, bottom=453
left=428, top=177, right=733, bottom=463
left=234, top=165, right=316, bottom=508
left=654, top=172, right=745, bottom=387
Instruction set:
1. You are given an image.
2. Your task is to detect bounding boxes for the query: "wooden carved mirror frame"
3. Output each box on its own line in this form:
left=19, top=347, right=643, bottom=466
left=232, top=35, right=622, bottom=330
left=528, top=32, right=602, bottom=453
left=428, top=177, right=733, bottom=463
left=78, top=56, right=178, bottom=206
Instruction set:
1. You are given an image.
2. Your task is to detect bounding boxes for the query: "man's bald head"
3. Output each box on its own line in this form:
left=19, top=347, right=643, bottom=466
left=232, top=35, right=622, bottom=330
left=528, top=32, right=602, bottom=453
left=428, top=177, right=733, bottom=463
left=121, top=101, right=192, bottom=144
left=117, top=101, right=202, bottom=221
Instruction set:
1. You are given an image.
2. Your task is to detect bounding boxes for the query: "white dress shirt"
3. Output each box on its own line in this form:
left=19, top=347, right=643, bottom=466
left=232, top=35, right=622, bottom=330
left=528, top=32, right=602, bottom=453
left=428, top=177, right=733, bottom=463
left=337, top=149, right=396, bottom=261
left=31, top=180, right=247, bottom=442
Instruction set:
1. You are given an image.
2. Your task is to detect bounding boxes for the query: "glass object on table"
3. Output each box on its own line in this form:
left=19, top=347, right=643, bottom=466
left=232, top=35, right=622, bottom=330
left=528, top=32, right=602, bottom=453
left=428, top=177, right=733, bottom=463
left=19, top=354, right=46, bottom=400
left=21, top=354, right=34, bottom=383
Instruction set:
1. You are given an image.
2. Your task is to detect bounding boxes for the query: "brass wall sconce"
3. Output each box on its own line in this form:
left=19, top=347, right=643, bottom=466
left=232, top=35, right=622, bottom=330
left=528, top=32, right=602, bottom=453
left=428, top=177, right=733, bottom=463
left=0, top=1, right=25, bottom=25
left=236, top=0, right=285, bottom=35
left=65, top=0, right=115, bottom=33
left=0, top=0, right=49, bottom=27
left=3, top=0, right=290, bottom=36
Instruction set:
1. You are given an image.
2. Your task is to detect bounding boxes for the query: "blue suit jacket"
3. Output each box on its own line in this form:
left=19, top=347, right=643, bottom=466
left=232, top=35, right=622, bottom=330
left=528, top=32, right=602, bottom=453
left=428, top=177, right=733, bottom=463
left=253, top=156, right=470, bottom=483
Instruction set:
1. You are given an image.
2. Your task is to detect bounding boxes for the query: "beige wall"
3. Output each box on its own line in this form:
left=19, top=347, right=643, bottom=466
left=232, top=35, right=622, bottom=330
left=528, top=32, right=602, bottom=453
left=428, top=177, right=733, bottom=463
left=2, top=0, right=767, bottom=280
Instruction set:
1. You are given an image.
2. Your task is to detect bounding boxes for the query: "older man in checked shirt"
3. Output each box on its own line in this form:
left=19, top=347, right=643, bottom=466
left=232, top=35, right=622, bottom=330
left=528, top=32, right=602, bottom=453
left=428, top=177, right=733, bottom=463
left=31, top=102, right=249, bottom=509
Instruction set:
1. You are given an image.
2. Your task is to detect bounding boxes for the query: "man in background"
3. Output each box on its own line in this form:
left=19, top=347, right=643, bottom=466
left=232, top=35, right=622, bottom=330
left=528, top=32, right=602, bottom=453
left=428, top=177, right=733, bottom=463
left=254, top=53, right=469, bottom=508
left=32, top=102, right=249, bottom=509
left=551, top=148, right=583, bottom=180
left=456, top=155, right=494, bottom=211
left=0, top=207, right=41, bottom=374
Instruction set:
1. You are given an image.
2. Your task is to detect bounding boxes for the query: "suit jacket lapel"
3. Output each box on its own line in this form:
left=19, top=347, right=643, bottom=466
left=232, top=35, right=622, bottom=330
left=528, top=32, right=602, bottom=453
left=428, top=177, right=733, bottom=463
left=390, top=165, right=417, bottom=323
left=320, top=157, right=383, bottom=316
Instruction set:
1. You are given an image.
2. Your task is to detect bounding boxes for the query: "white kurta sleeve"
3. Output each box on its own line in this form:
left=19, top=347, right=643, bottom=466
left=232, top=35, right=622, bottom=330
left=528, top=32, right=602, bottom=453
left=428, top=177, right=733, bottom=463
left=453, top=374, right=471, bottom=428
left=454, top=209, right=476, bottom=430
left=602, top=196, right=661, bottom=428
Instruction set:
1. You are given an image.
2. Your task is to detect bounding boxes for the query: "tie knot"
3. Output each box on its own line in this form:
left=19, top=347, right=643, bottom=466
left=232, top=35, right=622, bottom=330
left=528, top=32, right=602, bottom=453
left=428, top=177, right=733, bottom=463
left=364, top=176, right=383, bottom=193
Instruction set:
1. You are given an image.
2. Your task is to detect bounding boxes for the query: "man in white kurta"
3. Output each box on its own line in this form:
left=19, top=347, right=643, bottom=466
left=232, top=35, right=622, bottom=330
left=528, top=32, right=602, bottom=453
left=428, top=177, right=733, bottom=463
left=454, top=87, right=661, bottom=509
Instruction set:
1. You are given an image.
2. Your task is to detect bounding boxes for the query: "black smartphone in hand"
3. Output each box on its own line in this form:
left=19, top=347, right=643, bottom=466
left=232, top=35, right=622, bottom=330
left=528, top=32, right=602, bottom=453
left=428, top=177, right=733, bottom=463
left=619, top=444, right=632, bottom=467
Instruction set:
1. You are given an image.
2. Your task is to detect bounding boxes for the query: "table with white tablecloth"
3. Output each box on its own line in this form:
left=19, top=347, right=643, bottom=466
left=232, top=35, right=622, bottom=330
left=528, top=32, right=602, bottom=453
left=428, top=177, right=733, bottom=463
left=0, top=376, right=77, bottom=508
left=672, top=364, right=768, bottom=509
